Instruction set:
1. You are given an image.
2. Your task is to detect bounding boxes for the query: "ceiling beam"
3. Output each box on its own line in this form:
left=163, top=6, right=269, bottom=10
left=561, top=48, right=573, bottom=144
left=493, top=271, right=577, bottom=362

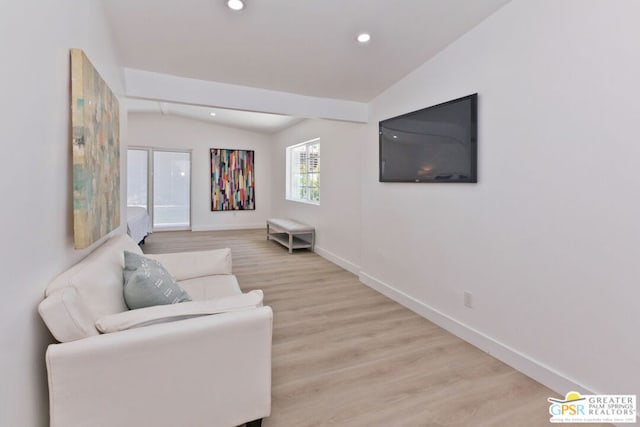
left=124, top=68, right=369, bottom=123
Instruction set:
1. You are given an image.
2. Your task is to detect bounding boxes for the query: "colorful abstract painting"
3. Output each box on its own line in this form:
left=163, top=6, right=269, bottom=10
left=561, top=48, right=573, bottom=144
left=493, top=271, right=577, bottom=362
left=211, top=149, right=255, bottom=211
left=71, top=48, right=120, bottom=249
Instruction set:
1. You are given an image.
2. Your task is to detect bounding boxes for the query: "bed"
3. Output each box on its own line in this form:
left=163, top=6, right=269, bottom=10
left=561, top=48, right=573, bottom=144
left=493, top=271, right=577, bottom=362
left=126, top=206, right=151, bottom=244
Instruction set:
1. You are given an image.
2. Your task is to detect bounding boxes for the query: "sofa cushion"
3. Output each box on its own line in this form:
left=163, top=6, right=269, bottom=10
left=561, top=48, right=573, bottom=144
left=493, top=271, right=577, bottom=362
left=145, top=248, right=232, bottom=281
left=40, top=234, right=143, bottom=342
left=70, top=258, right=131, bottom=318
left=178, top=275, right=241, bottom=301
left=48, top=234, right=142, bottom=318
left=123, top=252, right=192, bottom=310
left=95, top=290, right=263, bottom=333
left=46, top=234, right=142, bottom=297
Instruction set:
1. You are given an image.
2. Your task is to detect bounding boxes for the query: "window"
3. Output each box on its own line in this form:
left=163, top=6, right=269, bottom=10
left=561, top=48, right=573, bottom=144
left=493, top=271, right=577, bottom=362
left=287, top=138, right=320, bottom=204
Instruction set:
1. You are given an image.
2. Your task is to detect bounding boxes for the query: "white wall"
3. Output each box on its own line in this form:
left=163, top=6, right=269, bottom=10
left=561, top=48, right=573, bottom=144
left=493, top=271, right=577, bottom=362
left=361, top=0, right=640, bottom=396
left=128, top=114, right=272, bottom=231
left=0, top=1, right=124, bottom=425
left=271, top=119, right=365, bottom=273
left=3, top=2, right=638, bottom=424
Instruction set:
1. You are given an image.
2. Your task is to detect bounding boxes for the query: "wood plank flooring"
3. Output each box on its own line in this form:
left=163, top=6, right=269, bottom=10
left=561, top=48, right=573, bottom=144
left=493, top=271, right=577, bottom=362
left=142, top=229, right=602, bottom=427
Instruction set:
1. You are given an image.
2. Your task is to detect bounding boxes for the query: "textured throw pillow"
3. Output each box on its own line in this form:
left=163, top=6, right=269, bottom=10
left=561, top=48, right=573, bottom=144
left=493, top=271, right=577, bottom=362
left=123, top=251, right=192, bottom=310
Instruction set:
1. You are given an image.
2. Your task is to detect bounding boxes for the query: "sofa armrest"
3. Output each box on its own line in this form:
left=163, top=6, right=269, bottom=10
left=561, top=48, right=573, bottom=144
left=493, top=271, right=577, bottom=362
left=46, top=306, right=272, bottom=427
left=145, top=248, right=232, bottom=281
left=38, top=287, right=100, bottom=342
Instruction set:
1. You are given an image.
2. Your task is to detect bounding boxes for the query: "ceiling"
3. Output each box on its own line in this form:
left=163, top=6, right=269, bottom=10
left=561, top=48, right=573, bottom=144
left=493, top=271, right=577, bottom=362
left=103, top=0, right=511, bottom=102
left=127, top=98, right=304, bottom=133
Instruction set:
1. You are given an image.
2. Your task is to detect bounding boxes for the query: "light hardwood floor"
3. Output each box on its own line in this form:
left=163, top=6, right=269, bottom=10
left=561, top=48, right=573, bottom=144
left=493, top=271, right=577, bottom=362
left=142, top=229, right=604, bottom=427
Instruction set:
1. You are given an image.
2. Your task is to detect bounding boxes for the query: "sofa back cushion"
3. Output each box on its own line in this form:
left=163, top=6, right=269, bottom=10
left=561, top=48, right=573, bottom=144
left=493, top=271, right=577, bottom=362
left=145, top=248, right=232, bottom=281
left=39, top=233, right=143, bottom=342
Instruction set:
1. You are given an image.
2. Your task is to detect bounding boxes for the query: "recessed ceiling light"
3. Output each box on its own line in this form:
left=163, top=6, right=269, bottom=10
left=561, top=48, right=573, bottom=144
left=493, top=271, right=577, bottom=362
left=227, top=0, right=244, bottom=11
left=209, top=112, right=217, bottom=117
left=357, top=33, right=371, bottom=43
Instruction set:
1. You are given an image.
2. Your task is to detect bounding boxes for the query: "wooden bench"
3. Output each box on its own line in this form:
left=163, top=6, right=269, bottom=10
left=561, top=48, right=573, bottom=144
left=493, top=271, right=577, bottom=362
left=266, top=218, right=315, bottom=254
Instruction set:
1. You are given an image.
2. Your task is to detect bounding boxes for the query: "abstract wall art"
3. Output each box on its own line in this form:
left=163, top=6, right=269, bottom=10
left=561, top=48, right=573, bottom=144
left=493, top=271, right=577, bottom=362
left=210, top=149, right=255, bottom=211
left=70, top=48, right=120, bottom=249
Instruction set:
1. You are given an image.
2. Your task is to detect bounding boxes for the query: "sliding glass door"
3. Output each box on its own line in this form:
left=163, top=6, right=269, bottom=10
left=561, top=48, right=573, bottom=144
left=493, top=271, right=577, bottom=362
left=152, top=150, right=191, bottom=229
left=127, top=149, right=149, bottom=210
left=127, top=148, right=191, bottom=231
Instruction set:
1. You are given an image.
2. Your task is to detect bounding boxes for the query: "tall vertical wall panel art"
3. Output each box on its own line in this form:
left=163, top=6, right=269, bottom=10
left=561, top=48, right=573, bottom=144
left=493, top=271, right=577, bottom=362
left=211, top=149, right=255, bottom=211
left=70, top=48, right=120, bottom=249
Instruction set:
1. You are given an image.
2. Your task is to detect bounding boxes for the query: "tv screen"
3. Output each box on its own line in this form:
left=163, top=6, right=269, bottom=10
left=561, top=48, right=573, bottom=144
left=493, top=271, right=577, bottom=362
left=379, top=94, right=477, bottom=183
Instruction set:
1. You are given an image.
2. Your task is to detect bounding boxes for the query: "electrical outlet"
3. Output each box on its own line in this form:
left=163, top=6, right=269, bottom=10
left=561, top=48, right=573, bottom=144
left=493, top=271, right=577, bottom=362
left=464, top=291, right=473, bottom=309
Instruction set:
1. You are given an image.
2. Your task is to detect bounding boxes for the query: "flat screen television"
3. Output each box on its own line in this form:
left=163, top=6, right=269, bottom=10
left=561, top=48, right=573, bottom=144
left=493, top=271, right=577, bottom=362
left=379, top=93, right=477, bottom=183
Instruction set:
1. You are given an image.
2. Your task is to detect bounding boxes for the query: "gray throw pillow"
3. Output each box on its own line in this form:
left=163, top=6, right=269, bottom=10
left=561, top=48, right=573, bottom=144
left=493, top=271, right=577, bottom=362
left=123, top=251, right=192, bottom=310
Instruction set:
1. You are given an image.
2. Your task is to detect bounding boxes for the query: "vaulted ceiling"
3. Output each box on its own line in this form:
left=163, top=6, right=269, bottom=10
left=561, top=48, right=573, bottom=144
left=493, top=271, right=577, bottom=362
left=103, top=0, right=511, bottom=102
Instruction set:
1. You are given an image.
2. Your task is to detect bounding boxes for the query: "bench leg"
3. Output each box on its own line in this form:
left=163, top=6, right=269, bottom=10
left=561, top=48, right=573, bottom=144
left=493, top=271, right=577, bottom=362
left=288, top=233, right=293, bottom=254
left=266, top=223, right=270, bottom=240
left=246, top=419, right=262, bottom=427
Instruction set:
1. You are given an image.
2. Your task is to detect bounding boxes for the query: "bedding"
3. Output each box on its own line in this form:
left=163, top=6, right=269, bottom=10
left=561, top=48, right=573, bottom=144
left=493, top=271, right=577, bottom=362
left=126, top=206, right=151, bottom=244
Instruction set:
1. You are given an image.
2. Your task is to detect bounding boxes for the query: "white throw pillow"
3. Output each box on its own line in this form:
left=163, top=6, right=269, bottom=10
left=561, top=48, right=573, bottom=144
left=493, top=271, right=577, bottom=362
left=95, top=290, right=263, bottom=333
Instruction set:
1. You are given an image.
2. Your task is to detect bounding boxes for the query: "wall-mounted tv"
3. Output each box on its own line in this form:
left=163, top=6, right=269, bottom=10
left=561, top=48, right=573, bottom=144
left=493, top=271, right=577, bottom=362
left=379, top=93, right=477, bottom=183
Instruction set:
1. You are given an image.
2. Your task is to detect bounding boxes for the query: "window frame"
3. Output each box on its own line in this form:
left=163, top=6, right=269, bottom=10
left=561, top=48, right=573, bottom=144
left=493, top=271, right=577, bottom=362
left=286, top=138, right=320, bottom=205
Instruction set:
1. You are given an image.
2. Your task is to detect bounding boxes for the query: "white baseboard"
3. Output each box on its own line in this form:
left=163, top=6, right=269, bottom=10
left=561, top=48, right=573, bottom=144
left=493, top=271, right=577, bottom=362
left=191, top=223, right=265, bottom=232
left=314, top=246, right=361, bottom=275
left=358, top=271, right=596, bottom=398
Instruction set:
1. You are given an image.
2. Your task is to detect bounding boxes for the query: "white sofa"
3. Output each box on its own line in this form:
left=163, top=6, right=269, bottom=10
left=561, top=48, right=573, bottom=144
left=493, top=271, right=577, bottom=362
left=38, top=233, right=272, bottom=427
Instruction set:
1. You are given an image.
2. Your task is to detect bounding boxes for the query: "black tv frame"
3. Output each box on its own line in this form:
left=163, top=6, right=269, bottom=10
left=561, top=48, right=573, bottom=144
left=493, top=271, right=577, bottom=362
left=379, top=93, right=478, bottom=183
